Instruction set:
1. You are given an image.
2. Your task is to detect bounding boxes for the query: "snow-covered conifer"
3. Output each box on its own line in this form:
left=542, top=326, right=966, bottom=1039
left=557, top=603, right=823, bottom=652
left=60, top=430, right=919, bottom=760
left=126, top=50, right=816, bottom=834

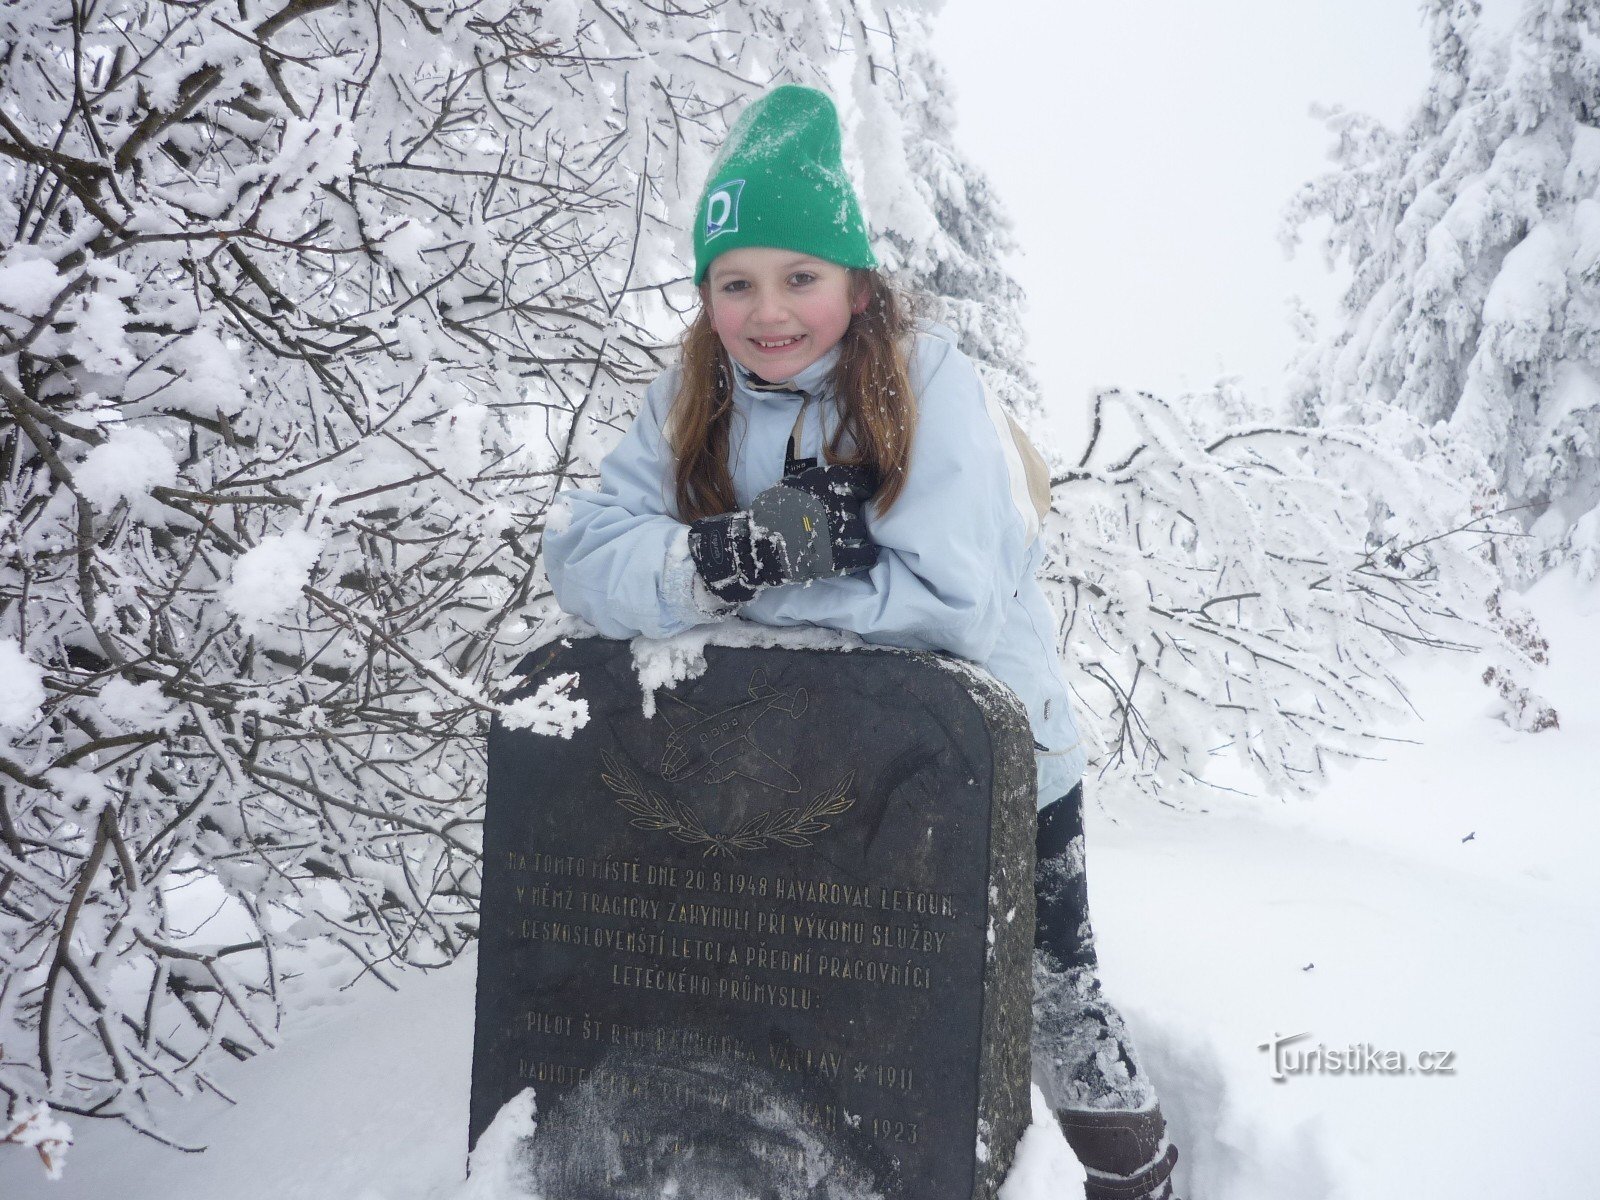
left=1284, top=0, right=1600, bottom=578
left=852, top=10, right=1044, bottom=422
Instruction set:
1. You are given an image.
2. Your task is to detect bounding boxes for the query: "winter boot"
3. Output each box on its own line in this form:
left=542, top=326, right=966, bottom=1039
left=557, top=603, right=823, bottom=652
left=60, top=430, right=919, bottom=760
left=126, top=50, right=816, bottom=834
left=1056, top=1107, right=1179, bottom=1200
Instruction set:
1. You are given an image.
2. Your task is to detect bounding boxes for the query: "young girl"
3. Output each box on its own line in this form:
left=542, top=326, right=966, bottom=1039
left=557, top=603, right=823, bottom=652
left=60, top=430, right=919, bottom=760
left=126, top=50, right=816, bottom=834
left=543, top=84, right=1180, bottom=1200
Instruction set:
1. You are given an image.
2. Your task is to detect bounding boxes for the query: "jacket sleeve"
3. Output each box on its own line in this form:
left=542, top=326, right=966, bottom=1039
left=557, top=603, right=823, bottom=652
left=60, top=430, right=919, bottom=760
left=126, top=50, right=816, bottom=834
left=738, top=338, right=1036, bottom=663
left=541, top=370, right=721, bottom=639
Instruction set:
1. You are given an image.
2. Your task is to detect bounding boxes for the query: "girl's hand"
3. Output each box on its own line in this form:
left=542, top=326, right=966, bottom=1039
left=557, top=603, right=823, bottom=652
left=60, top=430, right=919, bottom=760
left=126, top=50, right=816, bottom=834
left=767, top=463, right=880, bottom=576
left=687, top=465, right=880, bottom=605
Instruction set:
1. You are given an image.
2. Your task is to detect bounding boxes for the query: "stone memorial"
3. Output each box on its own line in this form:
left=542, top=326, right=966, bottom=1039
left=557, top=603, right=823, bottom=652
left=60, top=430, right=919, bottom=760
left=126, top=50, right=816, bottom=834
left=470, top=635, right=1037, bottom=1199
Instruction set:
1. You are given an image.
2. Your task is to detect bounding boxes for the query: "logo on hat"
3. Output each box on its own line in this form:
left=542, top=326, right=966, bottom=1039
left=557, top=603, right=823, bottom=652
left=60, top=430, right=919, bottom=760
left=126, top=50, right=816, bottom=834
left=704, top=179, right=746, bottom=242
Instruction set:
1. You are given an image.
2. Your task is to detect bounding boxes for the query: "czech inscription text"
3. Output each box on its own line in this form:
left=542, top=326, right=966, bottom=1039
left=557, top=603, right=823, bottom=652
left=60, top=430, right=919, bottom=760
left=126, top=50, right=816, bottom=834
left=502, top=849, right=960, bottom=1143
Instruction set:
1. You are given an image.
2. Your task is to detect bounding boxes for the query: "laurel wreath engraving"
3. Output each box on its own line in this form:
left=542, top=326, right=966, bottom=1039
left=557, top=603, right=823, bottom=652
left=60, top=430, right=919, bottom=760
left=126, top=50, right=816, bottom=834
left=599, top=752, right=855, bottom=859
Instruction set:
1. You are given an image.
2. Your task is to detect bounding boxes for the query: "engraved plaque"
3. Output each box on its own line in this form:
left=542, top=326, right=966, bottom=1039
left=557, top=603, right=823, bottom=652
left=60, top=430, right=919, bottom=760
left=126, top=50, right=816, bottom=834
left=470, top=638, right=1036, bottom=1199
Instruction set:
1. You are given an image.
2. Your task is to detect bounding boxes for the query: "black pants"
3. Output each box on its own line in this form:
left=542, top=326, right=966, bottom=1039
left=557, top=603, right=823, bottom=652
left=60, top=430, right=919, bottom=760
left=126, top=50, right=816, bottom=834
left=1030, top=782, right=1181, bottom=1197
left=1030, top=781, right=1164, bottom=1117
left=1035, top=781, right=1096, bottom=973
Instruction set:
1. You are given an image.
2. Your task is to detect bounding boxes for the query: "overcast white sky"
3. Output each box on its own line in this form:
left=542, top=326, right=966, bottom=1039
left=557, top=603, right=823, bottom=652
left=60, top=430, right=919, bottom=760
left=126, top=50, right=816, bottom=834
left=929, top=0, right=1456, bottom=444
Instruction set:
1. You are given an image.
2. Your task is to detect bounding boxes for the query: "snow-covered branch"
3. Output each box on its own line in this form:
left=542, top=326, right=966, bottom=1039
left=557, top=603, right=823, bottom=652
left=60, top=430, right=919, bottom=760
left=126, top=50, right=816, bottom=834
left=1, top=0, right=895, bottom=1147
left=1040, top=383, right=1540, bottom=796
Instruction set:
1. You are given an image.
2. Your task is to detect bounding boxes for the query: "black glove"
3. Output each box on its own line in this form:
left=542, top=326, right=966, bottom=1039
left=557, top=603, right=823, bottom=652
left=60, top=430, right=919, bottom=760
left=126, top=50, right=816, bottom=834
left=770, top=463, right=880, bottom=575
left=687, top=464, right=880, bottom=605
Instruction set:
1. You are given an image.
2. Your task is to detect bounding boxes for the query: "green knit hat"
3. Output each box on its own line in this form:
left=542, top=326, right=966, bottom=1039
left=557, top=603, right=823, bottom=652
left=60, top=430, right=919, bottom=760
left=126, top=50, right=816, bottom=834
left=692, top=85, right=877, bottom=285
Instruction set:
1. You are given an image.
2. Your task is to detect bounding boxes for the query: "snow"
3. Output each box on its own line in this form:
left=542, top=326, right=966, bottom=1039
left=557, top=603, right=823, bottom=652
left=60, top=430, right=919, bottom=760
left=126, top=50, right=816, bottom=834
left=5, top=564, right=1593, bottom=1198
left=1532, top=359, right=1600, bottom=467
left=1573, top=197, right=1600, bottom=279
left=3, top=2, right=1589, bottom=1194
left=498, top=672, right=589, bottom=738
left=434, top=401, right=489, bottom=481
left=221, top=530, right=323, bottom=629
left=0, top=638, right=46, bottom=731
left=451, top=1090, right=539, bottom=1200
left=1560, top=122, right=1600, bottom=195
left=998, top=1090, right=1087, bottom=1200
left=543, top=496, right=573, bottom=535
left=1, top=1104, right=73, bottom=1181
left=0, top=256, right=61, bottom=317
left=66, top=268, right=139, bottom=375
left=628, top=620, right=871, bottom=718
left=1083, top=566, right=1600, bottom=1200
left=0, top=946, right=479, bottom=1199
left=96, top=677, right=181, bottom=732
left=1477, top=219, right=1569, bottom=363
left=382, top=219, right=437, bottom=280
left=73, top=426, right=178, bottom=517
left=140, top=328, right=249, bottom=418
left=535, top=0, right=579, bottom=44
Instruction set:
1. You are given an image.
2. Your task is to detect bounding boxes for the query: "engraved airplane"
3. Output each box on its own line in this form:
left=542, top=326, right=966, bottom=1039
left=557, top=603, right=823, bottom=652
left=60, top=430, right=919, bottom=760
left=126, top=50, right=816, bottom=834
left=658, top=669, right=808, bottom=793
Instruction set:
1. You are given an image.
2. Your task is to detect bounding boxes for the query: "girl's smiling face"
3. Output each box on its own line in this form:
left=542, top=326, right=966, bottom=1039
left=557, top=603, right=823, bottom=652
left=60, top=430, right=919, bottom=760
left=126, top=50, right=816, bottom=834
left=703, top=247, right=865, bottom=382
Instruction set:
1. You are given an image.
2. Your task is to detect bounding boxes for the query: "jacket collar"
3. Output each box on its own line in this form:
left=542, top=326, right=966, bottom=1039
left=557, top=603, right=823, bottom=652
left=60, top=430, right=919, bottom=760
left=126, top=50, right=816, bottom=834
left=729, top=342, right=842, bottom=400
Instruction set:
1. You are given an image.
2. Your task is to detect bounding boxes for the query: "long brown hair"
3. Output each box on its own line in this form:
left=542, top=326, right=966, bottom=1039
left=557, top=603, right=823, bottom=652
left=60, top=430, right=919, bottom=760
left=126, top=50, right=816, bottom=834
left=667, top=269, right=918, bottom=522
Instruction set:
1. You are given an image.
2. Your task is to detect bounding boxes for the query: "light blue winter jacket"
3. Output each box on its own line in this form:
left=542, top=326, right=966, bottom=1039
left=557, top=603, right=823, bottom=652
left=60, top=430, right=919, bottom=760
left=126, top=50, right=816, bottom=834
left=542, top=323, right=1088, bottom=806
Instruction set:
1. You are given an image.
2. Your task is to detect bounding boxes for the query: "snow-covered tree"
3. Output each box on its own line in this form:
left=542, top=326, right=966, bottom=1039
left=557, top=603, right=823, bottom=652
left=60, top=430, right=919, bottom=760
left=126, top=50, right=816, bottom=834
left=851, top=10, right=1044, bottom=422
left=1284, top=0, right=1600, bottom=578
left=0, top=0, right=901, bottom=1148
